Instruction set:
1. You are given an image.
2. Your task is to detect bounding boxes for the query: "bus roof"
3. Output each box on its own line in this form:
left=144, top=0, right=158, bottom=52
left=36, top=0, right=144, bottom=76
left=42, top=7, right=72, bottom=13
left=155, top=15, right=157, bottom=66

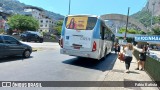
left=66, top=14, right=99, bottom=18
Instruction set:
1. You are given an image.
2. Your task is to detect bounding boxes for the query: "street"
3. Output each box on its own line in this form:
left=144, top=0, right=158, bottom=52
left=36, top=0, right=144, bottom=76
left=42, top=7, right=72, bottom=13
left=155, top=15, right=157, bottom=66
left=0, top=42, right=117, bottom=90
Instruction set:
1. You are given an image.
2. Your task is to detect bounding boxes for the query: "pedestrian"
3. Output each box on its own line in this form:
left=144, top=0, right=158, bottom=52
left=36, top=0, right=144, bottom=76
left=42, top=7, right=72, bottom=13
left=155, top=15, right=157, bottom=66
left=114, top=43, right=118, bottom=54
left=135, top=46, right=147, bottom=71
left=123, top=43, right=134, bottom=73
left=117, top=43, right=121, bottom=55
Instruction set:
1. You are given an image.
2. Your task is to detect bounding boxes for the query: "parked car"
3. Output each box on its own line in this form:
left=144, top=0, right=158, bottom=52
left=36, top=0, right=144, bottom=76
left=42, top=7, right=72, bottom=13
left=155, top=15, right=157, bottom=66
left=0, top=35, right=32, bottom=58
left=20, top=31, right=43, bottom=43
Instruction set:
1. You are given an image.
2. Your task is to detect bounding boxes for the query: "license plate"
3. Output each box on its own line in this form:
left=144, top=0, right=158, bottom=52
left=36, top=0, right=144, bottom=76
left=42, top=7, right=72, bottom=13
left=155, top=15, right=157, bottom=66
left=73, top=46, right=80, bottom=49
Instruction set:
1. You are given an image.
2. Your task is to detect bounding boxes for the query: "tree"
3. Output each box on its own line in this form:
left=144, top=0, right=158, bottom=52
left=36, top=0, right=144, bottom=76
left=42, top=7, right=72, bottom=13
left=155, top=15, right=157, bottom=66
left=118, top=28, right=146, bottom=43
left=53, top=20, right=63, bottom=35
left=152, top=26, right=160, bottom=35
left=0, top=29, right=5, bottom=34
left=153, top=16, right=160, bottom=25
left=132, top=11, right=152, bottom=27
left=8, top=14, right=39, bottom=32
left=118, top=27, right=146, bottom=35
left=118, top=28, right=141, bottom=34
left=138, top=30, right=146, bottom=34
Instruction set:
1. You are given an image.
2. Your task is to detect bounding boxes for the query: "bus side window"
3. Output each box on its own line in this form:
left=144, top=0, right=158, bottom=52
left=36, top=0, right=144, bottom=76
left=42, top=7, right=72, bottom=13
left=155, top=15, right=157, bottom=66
left=105, top=28, right=112, bottom=40
left=100, top=25, right=105, bottom=40
left=111, top=34, right=115, bottom=41
left=104, top=29, right=108, bottom=40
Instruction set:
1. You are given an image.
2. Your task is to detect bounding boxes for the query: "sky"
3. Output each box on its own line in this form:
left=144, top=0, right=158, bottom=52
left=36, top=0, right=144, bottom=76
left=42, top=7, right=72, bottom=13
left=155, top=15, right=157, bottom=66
left=18, top=0, right=147, bottom=16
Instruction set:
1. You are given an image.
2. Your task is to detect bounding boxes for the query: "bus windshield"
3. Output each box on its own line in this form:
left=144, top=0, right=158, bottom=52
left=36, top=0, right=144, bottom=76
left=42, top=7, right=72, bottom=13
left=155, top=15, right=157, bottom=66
left=65, top=16, right=97, bottom=30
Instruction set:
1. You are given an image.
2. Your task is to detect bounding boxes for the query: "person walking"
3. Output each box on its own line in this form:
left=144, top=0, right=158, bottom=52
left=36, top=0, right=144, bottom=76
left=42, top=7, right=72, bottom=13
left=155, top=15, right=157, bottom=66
left=114, top=43, right=118, bottom=54
left=123, top=43, right=134, bottom=73
left=135, top=46, right=147, bottom=70
left=117, top=43, right=121, bottom=55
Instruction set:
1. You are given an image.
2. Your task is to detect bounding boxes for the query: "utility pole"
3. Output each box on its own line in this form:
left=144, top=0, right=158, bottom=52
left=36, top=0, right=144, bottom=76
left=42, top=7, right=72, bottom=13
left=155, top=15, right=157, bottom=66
left=124, top=7, right=130, bottom=40
left=68, top=0, right=71, bottom=15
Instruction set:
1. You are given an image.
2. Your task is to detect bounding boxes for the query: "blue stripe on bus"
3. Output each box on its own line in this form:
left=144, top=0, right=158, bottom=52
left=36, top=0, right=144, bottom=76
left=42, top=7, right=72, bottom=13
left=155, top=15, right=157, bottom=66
left=93, top=19, right=100, bottom=39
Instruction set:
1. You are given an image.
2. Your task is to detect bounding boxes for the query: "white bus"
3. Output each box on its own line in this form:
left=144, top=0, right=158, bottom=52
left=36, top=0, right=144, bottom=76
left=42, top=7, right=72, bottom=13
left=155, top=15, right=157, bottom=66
left=59, top=15, right=115, bottom=60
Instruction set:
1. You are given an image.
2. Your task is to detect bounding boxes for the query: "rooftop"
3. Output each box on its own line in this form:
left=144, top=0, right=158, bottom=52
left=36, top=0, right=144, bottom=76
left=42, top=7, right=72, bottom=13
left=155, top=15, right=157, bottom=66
left=24, top=6, right=44, bottom=11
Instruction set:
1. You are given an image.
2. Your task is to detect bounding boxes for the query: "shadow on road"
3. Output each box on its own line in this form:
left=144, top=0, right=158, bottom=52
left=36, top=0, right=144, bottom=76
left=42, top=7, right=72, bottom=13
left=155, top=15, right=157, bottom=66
left=0, top=56, right=33, bottom=63
left=63, top=53, right=118, bottom=72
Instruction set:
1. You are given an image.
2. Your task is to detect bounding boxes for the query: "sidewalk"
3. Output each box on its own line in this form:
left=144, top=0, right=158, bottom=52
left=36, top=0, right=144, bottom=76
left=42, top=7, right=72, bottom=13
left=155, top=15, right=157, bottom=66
left=97, top=54, right=159, bottom=90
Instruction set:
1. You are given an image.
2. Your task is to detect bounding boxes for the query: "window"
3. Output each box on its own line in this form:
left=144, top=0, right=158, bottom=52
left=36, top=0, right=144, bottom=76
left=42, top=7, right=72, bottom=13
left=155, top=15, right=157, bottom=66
left=3, top=36, right=18, bottom=44
left=65, top=16, right=97, bottom=30
left=0, top=36, right=3, bottom=43
left=41, top=20, right=43, bottom=23
left=100, top=25, right=105, bottom=40
left=45, top=25, right=47, bottom=27
left=46, top=20, right=48, bottom=23
left=40, top=25, right=43, bottom=27
left=104, top=28, right=112, bottom=41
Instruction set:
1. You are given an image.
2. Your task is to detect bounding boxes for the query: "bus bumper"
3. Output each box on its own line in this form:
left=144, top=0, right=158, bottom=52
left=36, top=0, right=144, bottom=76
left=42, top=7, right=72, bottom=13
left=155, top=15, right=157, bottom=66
left=60, top=49, right=100, bottom=60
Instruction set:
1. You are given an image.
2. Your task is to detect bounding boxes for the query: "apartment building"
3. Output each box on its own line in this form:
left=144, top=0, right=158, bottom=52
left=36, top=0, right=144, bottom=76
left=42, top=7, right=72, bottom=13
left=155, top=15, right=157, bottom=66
left=0, top=11, right=10, bottom=32
left=24, top=6, right=54, bottom=32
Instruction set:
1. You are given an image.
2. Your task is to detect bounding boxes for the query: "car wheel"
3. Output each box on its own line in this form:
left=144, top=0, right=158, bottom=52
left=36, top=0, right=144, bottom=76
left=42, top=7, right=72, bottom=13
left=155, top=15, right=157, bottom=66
left=23, top=50, right=31, bottom=58
left=27, top=39, right=30, bottom=42
left=22, top=39, right=25, bottom=41
left=39, top=39, right=43, bottom=43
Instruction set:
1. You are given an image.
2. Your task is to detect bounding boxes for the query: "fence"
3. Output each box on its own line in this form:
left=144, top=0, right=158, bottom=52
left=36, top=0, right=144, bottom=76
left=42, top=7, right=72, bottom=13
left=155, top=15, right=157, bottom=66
left=133, top=49, right=160, bottom=86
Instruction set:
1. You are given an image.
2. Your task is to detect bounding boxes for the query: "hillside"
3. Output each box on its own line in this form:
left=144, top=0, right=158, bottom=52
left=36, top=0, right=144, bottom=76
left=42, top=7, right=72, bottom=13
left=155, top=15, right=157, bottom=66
left=131, top=10, right=151, bottom=27
left=143, top=0, right=160, bottom=16
left=0, top=0, right=64, bottom=20
left=131, top=0, right=160, bottom=27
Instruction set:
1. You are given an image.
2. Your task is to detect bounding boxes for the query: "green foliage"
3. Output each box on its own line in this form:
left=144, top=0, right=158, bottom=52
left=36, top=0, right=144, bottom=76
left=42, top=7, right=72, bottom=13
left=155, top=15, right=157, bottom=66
left=54, top=20, right=63, bottom=35
left=132, top=10, right=160, bottom=28
left=153, top=16, right=160, bottom=25
left=0, top=29, right=5, bottom=34
left=8, top=14, right=39, bottom=32
left=152, top=26, right=160, bottom=35
left=118, top=28, right=126, bottom=34
left=118, top=28, right=146, bottom=43
left=138, top=30, right=146, bottom=35
left=118, top=27, right=145, bottom=34
left=132, top=10, right=151, bottom=27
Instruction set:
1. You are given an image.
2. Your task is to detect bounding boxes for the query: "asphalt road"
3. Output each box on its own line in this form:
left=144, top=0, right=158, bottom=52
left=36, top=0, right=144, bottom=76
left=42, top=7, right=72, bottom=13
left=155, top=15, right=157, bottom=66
left=0, top=43, right=118, bottom=90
